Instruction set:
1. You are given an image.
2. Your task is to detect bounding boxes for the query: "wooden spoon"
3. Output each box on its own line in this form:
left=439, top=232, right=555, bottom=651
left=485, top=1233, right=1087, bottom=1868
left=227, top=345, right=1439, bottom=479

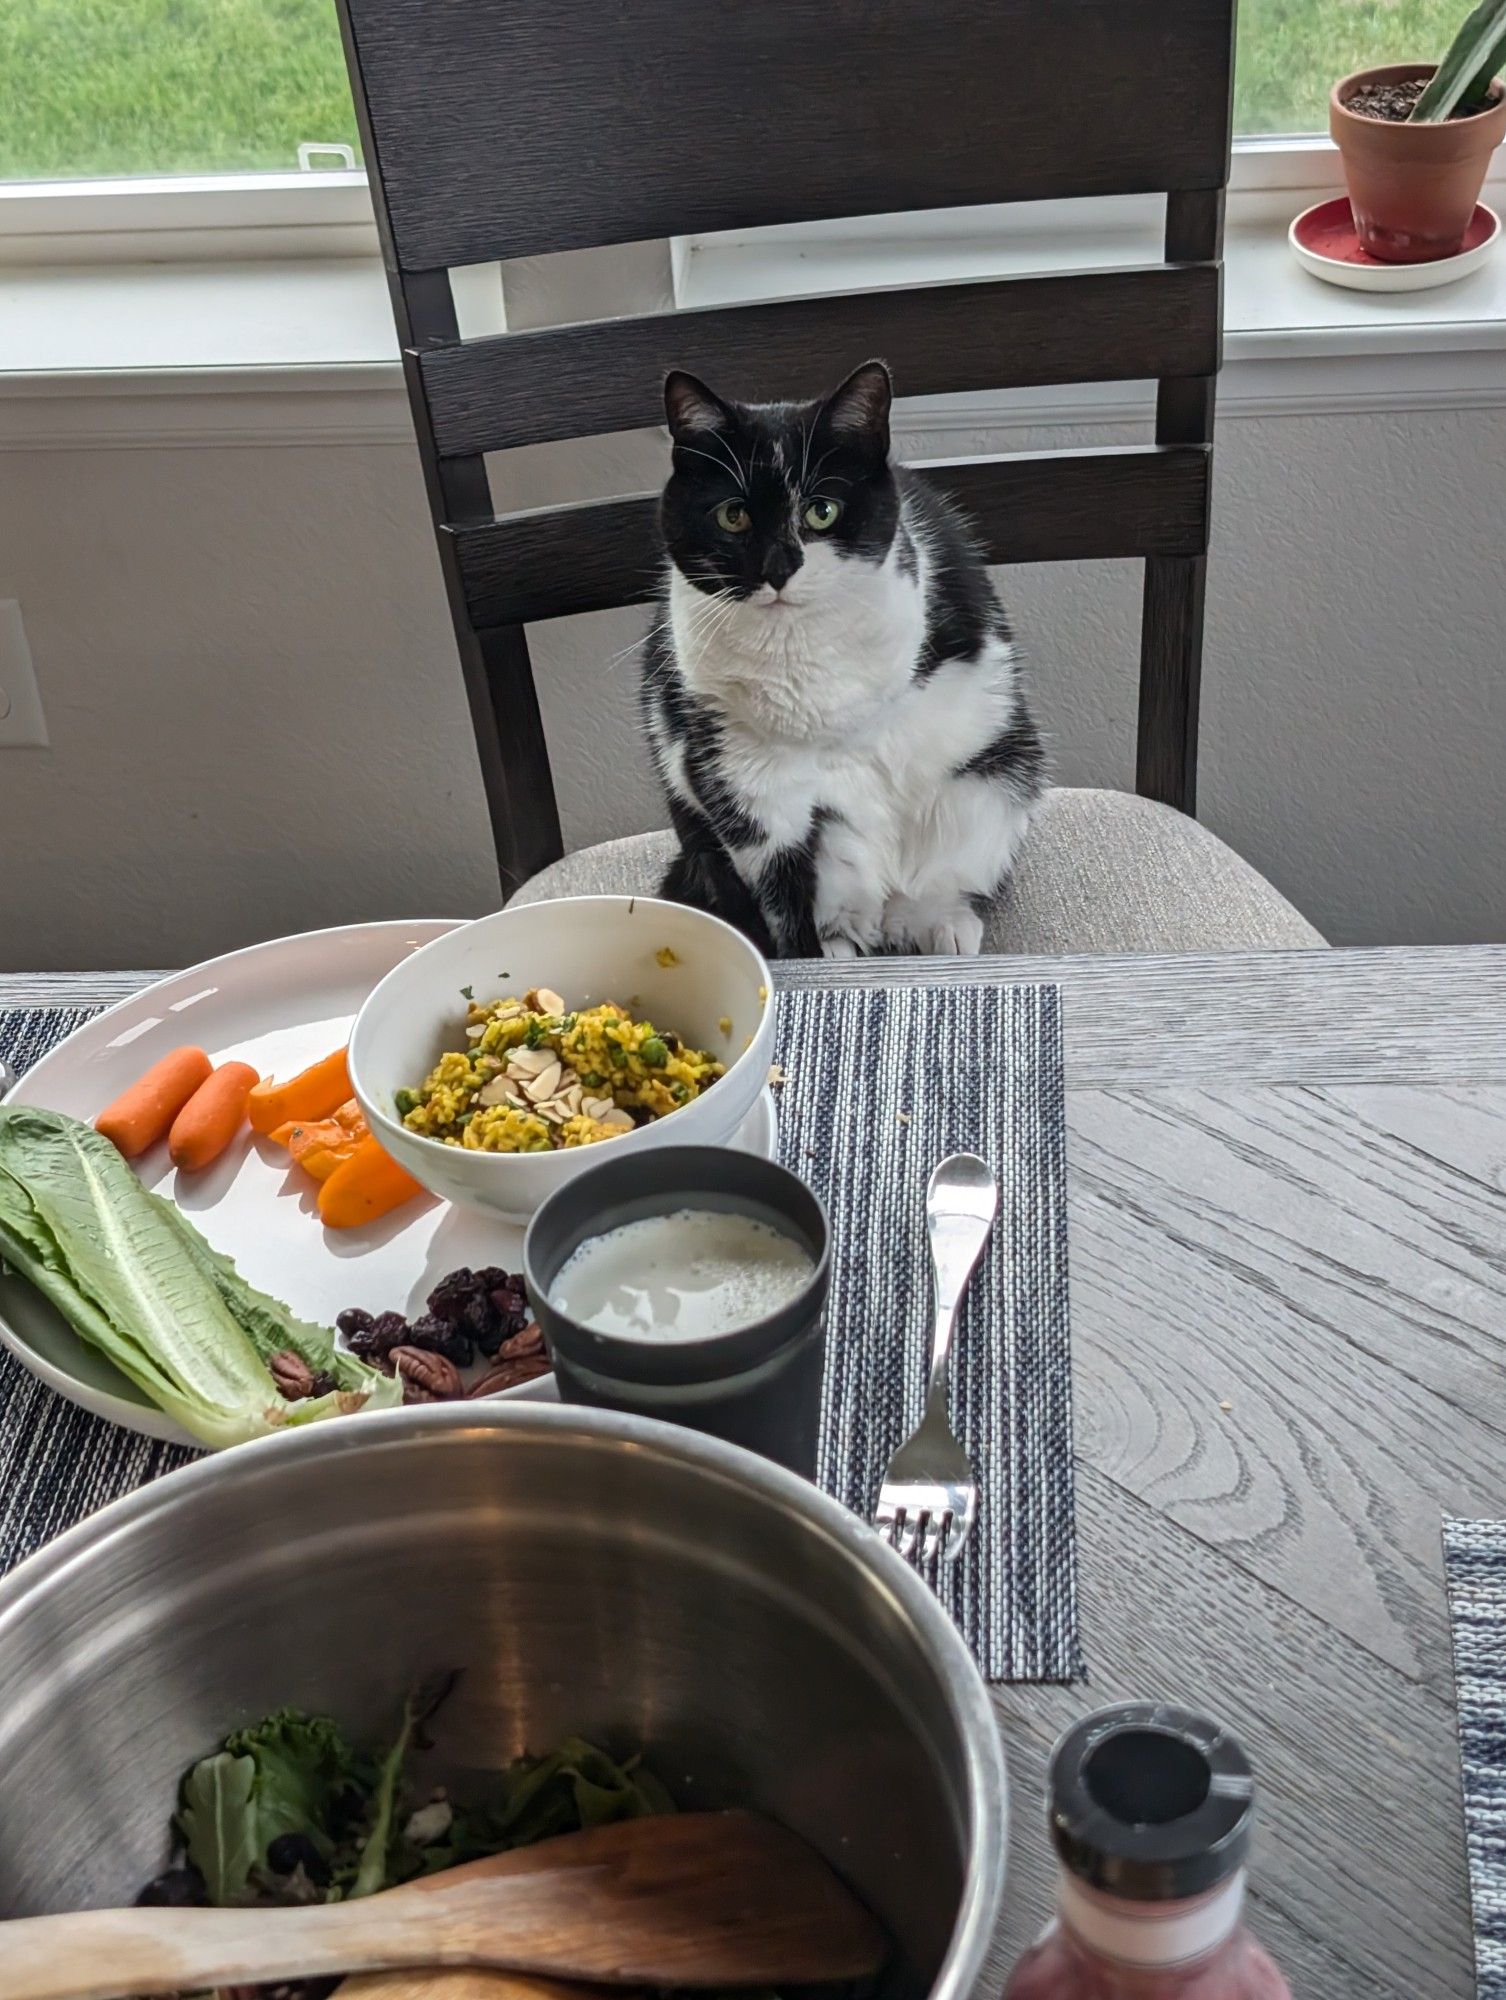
left=0, top=1810, right=886, bottom=2000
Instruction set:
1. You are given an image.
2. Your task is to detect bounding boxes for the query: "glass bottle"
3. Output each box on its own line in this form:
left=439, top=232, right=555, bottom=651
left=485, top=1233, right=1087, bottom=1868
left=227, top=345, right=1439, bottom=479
left=1003, top=1703, right=1292, bottom=2000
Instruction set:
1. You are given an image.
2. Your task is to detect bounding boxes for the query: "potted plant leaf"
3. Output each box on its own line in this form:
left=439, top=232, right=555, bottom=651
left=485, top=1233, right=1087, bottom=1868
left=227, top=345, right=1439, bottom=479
left=1330, top=0, right=1506, bottom=261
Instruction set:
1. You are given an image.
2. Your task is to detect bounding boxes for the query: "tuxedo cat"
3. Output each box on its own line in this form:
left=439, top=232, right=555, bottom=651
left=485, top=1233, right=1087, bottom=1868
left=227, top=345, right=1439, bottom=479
left=641, top=360, right=1043, bottom=958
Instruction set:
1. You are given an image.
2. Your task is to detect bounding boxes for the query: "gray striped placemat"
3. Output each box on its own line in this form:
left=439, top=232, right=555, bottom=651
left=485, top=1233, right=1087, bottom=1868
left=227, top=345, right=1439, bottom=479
left=779, top=982, right=1080, bottom=1683
left=0, top=990, right=1081, bottom=1683
left=1445, top=1517, right=1506, bottom=2000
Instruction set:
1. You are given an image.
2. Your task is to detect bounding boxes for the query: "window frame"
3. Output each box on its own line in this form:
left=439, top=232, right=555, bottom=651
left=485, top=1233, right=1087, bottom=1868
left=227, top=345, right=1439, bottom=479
left=0, top=139, right=1365, bottom=266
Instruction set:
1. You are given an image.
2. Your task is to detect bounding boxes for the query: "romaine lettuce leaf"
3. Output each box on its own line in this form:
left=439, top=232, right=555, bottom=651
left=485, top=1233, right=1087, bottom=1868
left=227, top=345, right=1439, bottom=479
left=0, top=1106, right=398, bottom=1447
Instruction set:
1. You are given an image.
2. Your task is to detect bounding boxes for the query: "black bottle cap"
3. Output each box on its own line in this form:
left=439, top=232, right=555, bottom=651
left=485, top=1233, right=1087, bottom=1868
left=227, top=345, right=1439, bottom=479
left=1049, top=1703, right=1255, bottom=1901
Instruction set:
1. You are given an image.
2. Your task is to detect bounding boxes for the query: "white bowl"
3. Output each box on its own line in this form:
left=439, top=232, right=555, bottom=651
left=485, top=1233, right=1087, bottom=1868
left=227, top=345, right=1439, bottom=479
left=348, top=896, right=775, bottom=1221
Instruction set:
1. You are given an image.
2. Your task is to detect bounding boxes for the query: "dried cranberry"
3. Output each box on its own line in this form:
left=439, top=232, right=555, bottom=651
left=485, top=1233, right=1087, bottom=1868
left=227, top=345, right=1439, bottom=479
left=308, top=1371, right=338, bottom=1400
left=461, top=1291, right=499, bottom=1343
left=440, top=1329, right=475, bottom=1369
left=488, top=1285, right=529, bottom=1330
left=474, top=1318, right=505, bottom=1358
left=266, top=1832, right=330, bottom=1884
left=336, top=1307, right=374, bottom=1338
left=345, top=1328, right=380, bottom=1362
left=472, top=1266, right=515, bottom=1293
left=136, top=1865, right=207, bottom=1907
left=408, top=1314, right=453, bottom=1353
left=368, top=1310, right=410, bottom=1353
left=425, top=1267, right=478, bottom=1323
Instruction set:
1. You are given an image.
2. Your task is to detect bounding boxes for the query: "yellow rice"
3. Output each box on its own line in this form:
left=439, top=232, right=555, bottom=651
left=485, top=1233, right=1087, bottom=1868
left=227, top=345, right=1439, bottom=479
left=397, top=990, right=725, bottom=1153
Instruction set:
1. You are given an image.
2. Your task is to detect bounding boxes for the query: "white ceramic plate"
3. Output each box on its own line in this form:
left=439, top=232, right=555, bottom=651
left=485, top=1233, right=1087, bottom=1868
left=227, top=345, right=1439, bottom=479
left=0, top=920, right=777, bottom=1445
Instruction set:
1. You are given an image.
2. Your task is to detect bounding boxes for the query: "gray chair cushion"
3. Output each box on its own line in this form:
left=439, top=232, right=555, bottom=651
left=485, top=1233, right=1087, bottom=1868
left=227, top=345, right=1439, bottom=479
left=507, top=787, right=1326, bottom=955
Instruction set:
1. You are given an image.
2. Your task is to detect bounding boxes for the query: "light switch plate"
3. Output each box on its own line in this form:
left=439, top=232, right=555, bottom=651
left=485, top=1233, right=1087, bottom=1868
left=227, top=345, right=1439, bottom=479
left=0, top=601, right=48, bottom=747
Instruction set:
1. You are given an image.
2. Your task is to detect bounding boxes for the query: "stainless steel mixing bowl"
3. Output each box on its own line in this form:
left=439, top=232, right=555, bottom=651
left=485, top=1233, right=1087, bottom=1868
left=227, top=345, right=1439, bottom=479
left=0, top=1404, right=1007, bottom=1998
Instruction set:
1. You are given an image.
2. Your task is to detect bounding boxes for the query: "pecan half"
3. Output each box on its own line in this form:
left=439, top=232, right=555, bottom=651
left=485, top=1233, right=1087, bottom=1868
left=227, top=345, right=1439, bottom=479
left=269, top=1349, right=316, bottom=1401
left=468, top=1352, right=552, bottom=1398
left=496, top=1320, right=545, bottom=1362
left=391, top=1345, right=463, bottom=1403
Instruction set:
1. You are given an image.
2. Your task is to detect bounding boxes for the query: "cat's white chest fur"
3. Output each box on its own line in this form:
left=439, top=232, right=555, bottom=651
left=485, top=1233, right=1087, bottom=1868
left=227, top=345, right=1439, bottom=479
left=665, top=539, right=1035, bottom=955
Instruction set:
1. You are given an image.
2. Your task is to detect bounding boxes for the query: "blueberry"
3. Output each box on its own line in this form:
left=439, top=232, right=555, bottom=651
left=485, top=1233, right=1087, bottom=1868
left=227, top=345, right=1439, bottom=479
left=136, top=1865, right=207, bottom=1908
left=266, top=1832, right=330, bottom=1885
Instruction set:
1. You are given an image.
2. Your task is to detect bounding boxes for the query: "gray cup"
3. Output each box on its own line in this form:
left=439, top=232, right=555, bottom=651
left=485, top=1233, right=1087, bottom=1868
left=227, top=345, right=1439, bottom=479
left=525, top=1145, right=830, bottom=1476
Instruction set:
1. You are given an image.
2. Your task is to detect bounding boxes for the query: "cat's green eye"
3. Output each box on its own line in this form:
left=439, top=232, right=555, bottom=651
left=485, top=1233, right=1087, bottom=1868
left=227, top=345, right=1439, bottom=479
left=715, top=499, right=750, bottom=533
left=803, top=497, right=843, bottom=532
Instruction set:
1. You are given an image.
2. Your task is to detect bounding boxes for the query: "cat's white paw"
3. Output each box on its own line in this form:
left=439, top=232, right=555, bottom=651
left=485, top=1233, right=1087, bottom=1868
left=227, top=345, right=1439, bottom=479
left=820, top=936, right=862, bottom=960
left=918, top=911, right=985, bottom=956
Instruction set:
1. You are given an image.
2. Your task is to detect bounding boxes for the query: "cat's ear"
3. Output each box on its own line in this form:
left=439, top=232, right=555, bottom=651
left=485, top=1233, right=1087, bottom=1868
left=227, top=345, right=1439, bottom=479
left=818, top=360, right=892, bottom=455
left=664, top=370, right=733, bottom=443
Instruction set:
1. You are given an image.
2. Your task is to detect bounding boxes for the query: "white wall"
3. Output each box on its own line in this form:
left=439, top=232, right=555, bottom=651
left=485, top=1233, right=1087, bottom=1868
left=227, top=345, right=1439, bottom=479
left=1, top=399, right=1502, bottom=969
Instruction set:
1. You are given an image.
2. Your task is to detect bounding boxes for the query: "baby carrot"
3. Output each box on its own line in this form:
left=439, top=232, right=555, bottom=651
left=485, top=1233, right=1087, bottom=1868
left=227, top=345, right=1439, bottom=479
left=167, top=1061, right=260, bottom=1172
left=318, top=1135, right=425, bottom=1229
left=95, top=1047, right=213, bottom=1159
left=247, top=1047, right=351, bottom=1136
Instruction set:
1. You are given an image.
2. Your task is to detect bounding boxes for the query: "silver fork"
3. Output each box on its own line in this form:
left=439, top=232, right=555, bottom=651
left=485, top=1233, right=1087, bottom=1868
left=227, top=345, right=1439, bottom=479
left=875, top=1153, right=996, bottom=1566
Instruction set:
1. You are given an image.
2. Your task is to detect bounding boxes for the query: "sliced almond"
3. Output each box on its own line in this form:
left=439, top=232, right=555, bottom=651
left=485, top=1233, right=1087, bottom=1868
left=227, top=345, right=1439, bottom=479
left=523, top=1062, right=564, bottom=1102
left=598, top=1108, right=636, bottom=1133
left=559, top=1083, right=584, bottom=1116
left=582, top=1095, right=615, bottom=1121
left=476, top=1078, right=523, bottom=1107
left=465, top=1023, right=486, bottom=1041
left=506, top=1048, right=554, bottom=1077
left=527, top=987, right=566, bottom=1016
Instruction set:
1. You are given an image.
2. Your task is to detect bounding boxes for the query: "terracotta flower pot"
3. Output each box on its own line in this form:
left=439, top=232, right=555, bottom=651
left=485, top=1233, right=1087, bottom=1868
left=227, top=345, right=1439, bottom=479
left=1330, top=62, right=1506, bottom=262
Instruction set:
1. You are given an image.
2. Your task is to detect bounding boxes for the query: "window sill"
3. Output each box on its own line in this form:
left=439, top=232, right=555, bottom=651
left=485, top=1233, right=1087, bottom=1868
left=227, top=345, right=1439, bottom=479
left=4, top=147, right=1506, bottom=450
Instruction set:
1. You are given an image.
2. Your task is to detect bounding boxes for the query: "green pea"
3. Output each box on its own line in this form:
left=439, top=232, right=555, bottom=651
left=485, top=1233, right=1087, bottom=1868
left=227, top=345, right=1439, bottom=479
left=394, top=1088, right=420, bottom=1117
left=640, top=1037, right=669, bottom=1067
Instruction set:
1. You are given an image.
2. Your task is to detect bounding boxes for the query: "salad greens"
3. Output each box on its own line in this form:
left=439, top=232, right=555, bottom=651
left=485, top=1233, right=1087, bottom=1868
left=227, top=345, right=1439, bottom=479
left=169, top=1694, right=674, bottom=1909
left=0, top=1105, right=399, bottom=1448
left=178, top=1709, right=373, bottom=1905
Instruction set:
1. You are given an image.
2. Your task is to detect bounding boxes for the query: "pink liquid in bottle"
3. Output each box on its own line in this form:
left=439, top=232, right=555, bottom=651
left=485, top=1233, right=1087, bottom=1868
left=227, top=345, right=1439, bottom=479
left=1003, top=1704, right=1292, bottom=2000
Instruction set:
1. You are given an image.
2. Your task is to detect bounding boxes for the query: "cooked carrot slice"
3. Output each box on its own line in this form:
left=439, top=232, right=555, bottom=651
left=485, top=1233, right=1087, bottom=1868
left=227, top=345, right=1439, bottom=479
left=247, top=1048, right=351, bottom=1136
left=318, top=1135, right=425, bottom=1229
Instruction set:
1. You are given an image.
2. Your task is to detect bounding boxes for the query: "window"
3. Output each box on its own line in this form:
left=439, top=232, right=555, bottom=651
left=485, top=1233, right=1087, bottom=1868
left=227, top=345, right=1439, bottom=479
left=1, top=0, right=359, bottom=180
left=0, top=0, right=1480, bottom=191
left=1236, top=0, right=1471, bottom=135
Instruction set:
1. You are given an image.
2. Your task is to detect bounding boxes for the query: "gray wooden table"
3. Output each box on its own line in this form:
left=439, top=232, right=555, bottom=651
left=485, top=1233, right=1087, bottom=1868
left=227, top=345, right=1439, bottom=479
left=6, top=945, right=1505, bottom=1999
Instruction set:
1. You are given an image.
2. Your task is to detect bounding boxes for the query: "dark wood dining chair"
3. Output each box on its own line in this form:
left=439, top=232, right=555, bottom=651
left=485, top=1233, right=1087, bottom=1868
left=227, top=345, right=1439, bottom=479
left=334, top=0, right=1322, bottom=954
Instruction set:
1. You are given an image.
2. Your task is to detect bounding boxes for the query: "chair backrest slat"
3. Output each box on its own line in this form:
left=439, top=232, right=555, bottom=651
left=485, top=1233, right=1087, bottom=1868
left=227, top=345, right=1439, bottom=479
left=346, top=0, right=1235, bottom=273
left=418, top=267, right=1219, bottom=459
left=447, top=446, right=1211, bottom=630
